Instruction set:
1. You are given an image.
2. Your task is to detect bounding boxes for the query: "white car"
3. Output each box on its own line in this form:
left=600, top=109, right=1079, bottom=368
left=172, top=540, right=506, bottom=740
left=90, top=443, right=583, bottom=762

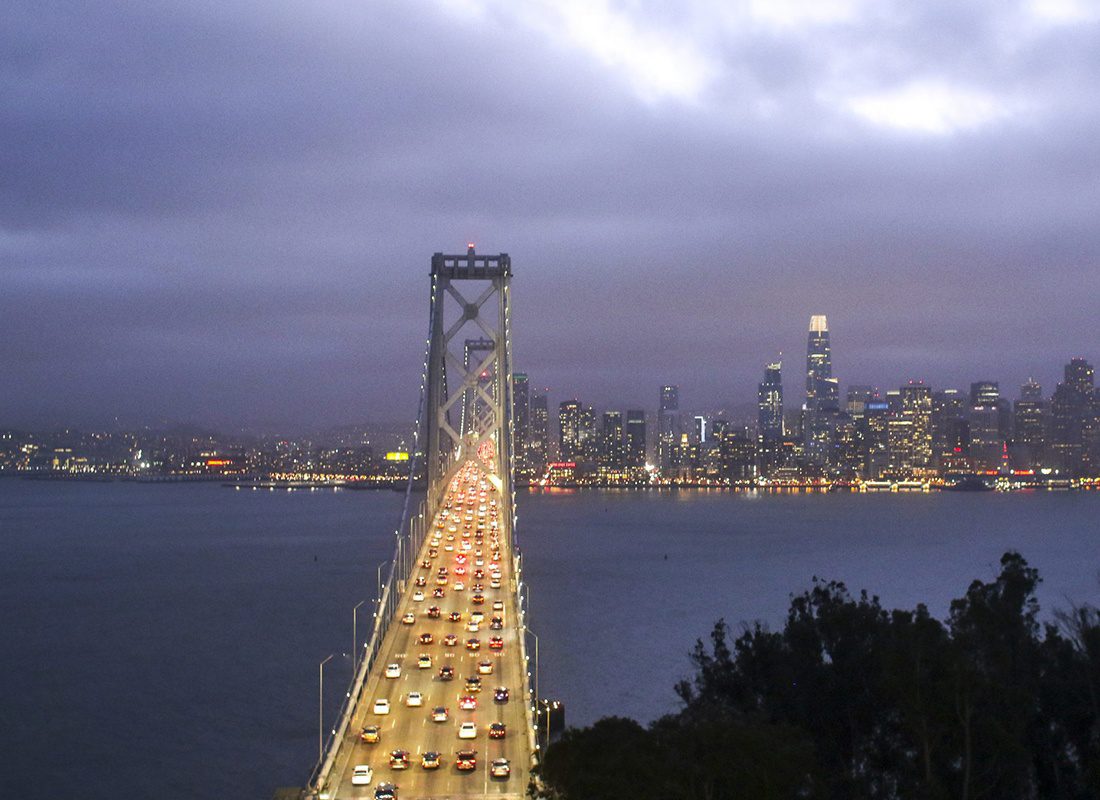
left=351, top=764, right=374, bottom=786
left=401, top=613, right=415, bottom=624
left=412, top=590, right=424, bottom=602
left=492, top=600, right=504, bottom=612
left=453, top=582, right=465, bottom=591
left=373, top=698, right=390, bottom=714
left=489, top=579, right=501, bottom=589
left=406, top=691, right=423, bottom=707
left=470, top=611, right=484, bottom=624
left=385, top=663, right=401, bottom=679
left=466, top=621, right=479, bottom=632
left=458, top=721, right=477, bottom=739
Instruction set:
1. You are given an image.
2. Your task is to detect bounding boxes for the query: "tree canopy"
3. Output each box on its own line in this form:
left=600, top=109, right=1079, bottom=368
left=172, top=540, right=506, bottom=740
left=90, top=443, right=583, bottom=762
left=541, top=552, right=1100, bottom=800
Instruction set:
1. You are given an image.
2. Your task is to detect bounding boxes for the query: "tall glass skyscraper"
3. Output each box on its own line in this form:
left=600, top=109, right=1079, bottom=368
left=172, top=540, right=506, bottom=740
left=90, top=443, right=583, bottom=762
left=512, top=373, right=530, bottom=476
left=757, top=360, right=783, bottom=474
left=529, top=392, right=549, bottom=471
left=625, top=409, right=646, bottom=468
left=559, top=400, right=582, bottom=462
left=804, top=315, right=839, bottom=466
left=806, top=315, right=833, bottom=402
left=658, top=385, right=680, bottom=470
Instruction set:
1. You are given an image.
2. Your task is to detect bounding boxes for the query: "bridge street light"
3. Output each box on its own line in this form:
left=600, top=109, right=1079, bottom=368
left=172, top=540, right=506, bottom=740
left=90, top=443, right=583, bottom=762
left=527, top=628, right=539, bottom=706
left=318, top=654, right=335, bottom=764
left=352, top=600, right=366, bottom=673
left=376, top=560, right=387, bottom=601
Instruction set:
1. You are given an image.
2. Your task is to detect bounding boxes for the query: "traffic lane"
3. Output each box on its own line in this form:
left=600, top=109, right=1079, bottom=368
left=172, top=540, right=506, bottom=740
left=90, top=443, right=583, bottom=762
left=357, top=619, right=524, bottom=790
left=332, top=477, right=522, bottom=796
left=377, top=636, right=522, bottom=793
left=377, top=614, right=523, bottom=787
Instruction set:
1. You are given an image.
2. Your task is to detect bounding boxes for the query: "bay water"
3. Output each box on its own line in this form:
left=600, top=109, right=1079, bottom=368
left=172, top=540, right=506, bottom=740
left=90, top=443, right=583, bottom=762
left=1, top=480, right=1096, bottom=798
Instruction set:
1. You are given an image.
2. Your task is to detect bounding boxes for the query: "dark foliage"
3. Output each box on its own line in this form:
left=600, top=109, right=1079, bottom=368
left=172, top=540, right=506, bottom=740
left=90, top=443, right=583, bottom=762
left=541, top=552, right=1100, bottom=800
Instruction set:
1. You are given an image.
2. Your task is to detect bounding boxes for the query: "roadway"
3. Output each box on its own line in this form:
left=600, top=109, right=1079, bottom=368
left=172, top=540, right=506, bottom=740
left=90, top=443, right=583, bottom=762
left=325, top=460, right=530, bottom=799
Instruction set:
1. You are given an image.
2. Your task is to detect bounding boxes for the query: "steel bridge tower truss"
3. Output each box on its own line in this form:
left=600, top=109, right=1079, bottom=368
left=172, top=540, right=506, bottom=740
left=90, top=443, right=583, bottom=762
left=425, top=246, right=514, bottom=513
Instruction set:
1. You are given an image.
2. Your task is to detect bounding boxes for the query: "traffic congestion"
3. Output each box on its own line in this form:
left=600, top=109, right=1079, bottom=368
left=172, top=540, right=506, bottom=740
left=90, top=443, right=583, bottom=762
left=328, top=458, right=529, bottom=798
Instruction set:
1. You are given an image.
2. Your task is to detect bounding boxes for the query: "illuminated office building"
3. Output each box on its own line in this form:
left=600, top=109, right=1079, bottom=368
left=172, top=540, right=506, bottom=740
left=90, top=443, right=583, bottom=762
left=757, top=360, right=783, bottom=475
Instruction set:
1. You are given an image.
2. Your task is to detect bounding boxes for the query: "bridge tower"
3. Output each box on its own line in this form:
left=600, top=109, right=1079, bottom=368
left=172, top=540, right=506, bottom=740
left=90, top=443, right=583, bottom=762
left=425, top=245, right=515, bottom=530
left=305, top=246, right=532, bottom=800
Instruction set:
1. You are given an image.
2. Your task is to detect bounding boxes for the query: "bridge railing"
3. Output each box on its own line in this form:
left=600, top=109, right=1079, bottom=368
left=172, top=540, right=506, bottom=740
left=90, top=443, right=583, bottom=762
left=306, top=494, right=433, bottom=796
left=511, top=500, right=542, bottom=782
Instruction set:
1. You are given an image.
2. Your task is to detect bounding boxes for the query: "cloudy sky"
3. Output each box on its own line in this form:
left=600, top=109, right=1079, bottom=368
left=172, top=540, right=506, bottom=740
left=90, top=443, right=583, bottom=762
left=4, top=0, right=1099, bottom=430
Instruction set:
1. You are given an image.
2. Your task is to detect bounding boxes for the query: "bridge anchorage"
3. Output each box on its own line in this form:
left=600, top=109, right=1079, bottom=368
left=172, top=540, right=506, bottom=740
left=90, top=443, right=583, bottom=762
left=307, top=246, right=539, bottom=800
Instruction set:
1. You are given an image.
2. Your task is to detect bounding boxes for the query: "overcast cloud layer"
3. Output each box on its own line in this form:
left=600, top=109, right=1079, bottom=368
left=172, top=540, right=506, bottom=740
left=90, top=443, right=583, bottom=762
left=3, top=0, right=1099, bottom=430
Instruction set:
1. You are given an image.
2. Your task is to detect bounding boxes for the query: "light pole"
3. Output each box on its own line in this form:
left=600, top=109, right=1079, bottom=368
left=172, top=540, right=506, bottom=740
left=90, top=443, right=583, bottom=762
left=352, top=600, right=366, bottom=673
left=396, top=533, right=404, bottom=583
left=376, top=560, right=387, bottom=601
left=318, top=653, right=335, bottom=764
left=527, top=629, right=539, bottom=705
left=519, top=581, right=530, bottom=628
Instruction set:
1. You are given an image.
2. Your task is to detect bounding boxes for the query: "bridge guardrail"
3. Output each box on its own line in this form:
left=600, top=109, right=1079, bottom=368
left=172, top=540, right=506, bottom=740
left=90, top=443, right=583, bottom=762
left=307, top=495, right=431, bottom=797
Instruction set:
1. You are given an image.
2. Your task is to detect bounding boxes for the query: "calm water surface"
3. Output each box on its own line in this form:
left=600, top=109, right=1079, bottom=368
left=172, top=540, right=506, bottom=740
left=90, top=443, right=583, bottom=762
left=1, top=480, right=1097, bottom=798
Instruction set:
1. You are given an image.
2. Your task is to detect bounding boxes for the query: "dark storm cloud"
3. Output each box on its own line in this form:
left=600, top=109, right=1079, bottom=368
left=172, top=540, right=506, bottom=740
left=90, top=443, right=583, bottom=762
left=3, top=0, right=1100, bottom=428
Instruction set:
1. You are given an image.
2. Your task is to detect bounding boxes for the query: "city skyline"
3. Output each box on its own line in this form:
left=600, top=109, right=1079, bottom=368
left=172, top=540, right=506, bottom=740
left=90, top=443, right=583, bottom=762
left=2, top=334, right=1096, bottom=436
left=5, top=2, right=1100, bottom=429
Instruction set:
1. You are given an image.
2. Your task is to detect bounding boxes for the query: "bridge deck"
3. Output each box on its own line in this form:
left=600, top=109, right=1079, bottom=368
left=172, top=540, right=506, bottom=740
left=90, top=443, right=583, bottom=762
left=324, top=461, right=530, bottom=799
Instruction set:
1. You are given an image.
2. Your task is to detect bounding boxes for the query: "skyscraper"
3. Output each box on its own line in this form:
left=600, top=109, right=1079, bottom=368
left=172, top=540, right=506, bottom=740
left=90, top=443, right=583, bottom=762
left=600, top=411, right=625, bottom=468
left=806, top=315, right=833, bottom=401
left=528, top=392, right=549, bottom=473
left=899, top=381, right=933, bottom=470
left=625, top=409, right=646, bottom=468
left=578, top=405, right=598, bottom=463
left=693, top=415, right=707, bottom=444
left=558, top=400, right=582, bottom=462
left=969, top=381, right=1004, bottom=470
left=1013, top=379, right=1045, bottom=469
left=512, top=373, right=530, bottom=476
left=757, top=360, right=783, bottom=475
left=804, top=316, right=839, bottom=467
left=1066, top=358, right=1094, bottom=394
left=658, top=385, right=680, bottom=471
left=931, top=389, right=968, bottom=473
left=1050, top=358, right=1095, bottom=476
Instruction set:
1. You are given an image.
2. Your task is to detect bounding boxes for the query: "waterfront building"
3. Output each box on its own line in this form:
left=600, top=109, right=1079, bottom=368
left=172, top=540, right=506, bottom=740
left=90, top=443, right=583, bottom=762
left=578, top=405, right=598, bottom=464
left=528, top=392, right=549, bottom=474
left=1049, top=358, right=1096, bottom=476
left=831, top=413, right=863, bottom=477
left=1013, top=379, right=1045, bottom=469
left=719, top=428, right=756, bottom=483
left=512, top=373, right=530, bottom=477
left=658, top=385, right=680, bottom=471
left=804, top=315, right=839, bottom=467
left=600, top=411, right=626, bottom=469
left=932, top=389, right=969, bottom=473
left=900, top=381, right=933, bottom=470
left=625, top=409, right=646, bottom=468
left=757, top=360, right=784, bottom=476
left=969, top=381, right=1005, bottom=471
left=558, top=400, right=582, bottom=463
left=545, top=461, right=577, bottom=484
left=863, top=399, right=892, bottom=478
